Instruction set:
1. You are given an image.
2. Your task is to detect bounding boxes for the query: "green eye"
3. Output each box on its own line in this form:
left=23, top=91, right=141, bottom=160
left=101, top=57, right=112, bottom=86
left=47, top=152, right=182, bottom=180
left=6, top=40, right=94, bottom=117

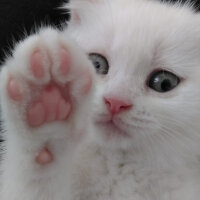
left=89, top=53, right=109, bottom=75
left=148, top=70, right=180, bottom=93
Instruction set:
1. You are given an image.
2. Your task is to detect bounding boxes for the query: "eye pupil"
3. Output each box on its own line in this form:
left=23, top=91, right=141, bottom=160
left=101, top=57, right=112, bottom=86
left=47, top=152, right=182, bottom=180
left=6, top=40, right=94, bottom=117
left=94, top=61, right=100, bottom=69
left=161, top=80, right=171, bottom=92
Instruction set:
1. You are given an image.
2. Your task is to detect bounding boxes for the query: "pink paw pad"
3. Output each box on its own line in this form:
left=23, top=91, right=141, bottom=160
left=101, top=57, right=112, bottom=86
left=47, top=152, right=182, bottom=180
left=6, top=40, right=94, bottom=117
left=27, top=102, right=45, bottom=127
left=8, top=46, right=91, bottom=129
left=7, top=78, right=22, bottom=101
left=27, top=84, right=71, bottom=127
left=35, top=147, right=53, bottom=165
left=31, top=51, right=45, bottom=79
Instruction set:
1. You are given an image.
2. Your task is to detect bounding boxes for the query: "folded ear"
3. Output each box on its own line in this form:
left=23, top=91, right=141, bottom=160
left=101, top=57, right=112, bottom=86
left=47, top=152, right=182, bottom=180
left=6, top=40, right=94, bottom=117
left=63, top=0, right=100, bottom=25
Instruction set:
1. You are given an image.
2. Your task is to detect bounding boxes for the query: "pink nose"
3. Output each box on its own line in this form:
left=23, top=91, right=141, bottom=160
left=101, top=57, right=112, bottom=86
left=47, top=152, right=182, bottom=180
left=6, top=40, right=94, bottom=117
left=104, top=98, right=132, bottom=115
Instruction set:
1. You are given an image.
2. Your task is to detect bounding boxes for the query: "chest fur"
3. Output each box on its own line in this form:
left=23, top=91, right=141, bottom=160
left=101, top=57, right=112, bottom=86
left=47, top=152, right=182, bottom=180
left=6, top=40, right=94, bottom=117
left=69, top=146, right=199, bottom=200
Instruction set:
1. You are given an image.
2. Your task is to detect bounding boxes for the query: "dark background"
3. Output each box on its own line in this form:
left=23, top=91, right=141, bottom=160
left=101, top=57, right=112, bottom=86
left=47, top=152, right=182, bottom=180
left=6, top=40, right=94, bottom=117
left=0, top=0, right=69, bottom=65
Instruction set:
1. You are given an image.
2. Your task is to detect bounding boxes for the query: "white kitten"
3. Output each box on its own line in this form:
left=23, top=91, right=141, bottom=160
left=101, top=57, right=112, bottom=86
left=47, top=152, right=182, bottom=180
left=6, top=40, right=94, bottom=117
left=1, top=0, right=200, bottom=199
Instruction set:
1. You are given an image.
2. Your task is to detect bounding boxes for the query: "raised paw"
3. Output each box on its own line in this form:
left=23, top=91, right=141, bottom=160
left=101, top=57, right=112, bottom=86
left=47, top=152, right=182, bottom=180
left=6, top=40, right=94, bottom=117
left=1, top=29, right=94, bottom=131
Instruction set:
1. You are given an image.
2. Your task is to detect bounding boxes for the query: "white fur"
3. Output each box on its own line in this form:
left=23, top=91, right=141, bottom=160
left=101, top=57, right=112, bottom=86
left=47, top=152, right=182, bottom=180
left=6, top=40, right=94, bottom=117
left=1, top=0, right=200, bottom=199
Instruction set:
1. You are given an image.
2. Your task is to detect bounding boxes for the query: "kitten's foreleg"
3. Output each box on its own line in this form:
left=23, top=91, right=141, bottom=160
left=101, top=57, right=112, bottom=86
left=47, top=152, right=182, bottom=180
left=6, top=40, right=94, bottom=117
left=0, top=28, right=95, bottom=200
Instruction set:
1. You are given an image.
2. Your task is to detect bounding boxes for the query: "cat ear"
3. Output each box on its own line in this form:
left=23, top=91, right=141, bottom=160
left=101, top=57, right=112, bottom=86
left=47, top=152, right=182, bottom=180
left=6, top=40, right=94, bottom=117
left=63, top=0, right=100, bottom=24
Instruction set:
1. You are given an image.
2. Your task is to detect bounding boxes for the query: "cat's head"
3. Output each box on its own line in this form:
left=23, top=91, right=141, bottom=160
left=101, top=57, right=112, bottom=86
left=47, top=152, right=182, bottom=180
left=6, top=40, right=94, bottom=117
left=65, top=0, right=200, bottom=155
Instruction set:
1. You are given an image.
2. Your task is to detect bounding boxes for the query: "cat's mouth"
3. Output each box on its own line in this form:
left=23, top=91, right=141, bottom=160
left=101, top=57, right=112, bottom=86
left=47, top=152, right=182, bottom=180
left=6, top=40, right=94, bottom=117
left=95, top=119, right=130, bottom=138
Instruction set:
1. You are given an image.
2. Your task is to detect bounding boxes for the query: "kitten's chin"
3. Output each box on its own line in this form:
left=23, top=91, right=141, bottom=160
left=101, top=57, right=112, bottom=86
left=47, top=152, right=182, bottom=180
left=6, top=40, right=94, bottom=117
left=95, top=120, right=130, bottom=138
left=93, top=120, right=134, bottom=150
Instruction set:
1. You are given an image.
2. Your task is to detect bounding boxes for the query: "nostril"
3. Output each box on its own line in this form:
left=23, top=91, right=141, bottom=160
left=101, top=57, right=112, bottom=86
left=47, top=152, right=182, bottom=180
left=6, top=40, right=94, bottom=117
left=121, top=104, right=132, bottom=110
left=104, top=97, right=133, bottom=115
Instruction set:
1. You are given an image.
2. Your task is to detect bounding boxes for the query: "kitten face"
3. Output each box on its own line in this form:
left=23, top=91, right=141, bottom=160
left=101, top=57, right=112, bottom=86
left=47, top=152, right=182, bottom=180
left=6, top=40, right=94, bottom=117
left=66, top=0, right=200, bottom=151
